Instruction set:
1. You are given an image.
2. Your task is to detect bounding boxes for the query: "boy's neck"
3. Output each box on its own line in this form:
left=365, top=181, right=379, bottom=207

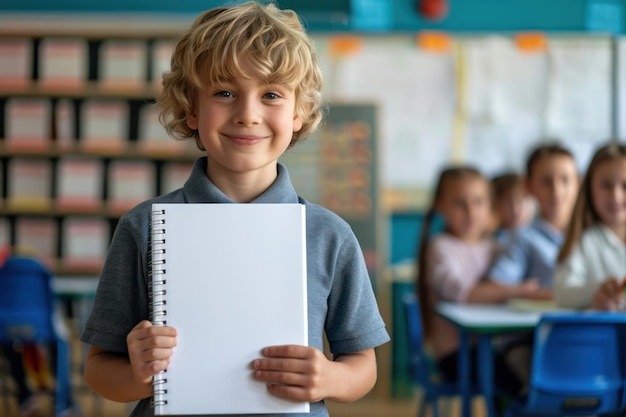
left=205, top=162, right=278, bottom=203
left=540, top=214, right=569, bottom=233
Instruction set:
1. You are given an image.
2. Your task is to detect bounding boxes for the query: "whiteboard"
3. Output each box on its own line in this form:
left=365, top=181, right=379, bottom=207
left=314, top=33, right=615, bottom=208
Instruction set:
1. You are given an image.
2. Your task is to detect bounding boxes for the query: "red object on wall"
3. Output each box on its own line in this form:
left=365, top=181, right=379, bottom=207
left=418, top=0, right=449, bottom=21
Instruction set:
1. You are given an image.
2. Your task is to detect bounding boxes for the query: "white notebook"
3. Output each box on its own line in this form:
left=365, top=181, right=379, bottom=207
left=150, top=203, right=309, bottom=415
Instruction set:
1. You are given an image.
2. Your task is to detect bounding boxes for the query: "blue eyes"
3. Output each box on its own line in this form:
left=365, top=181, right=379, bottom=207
left=213, top=91, right=281, bottom=100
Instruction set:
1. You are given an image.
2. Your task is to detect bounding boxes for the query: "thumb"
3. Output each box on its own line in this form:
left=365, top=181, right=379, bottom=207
left=132, top=320, right=153, bottom=331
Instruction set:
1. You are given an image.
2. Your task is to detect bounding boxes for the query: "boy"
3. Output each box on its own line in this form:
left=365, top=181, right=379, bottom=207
left=80, top=3, right=390, bottom=417
left=490, top=172, right=533, bottom=247
left=485, top=143, right=579, bottom=387
left=487, top=143, right=579, bottom=292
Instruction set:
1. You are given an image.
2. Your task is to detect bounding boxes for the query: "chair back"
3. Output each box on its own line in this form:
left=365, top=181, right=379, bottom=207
left=0, top=256, right=74, bottom=414
left=0, top=256, right=56, bottom=342
left=526, top=312, right=626, bottom=415
left=402, top=293, right=438, bottom=385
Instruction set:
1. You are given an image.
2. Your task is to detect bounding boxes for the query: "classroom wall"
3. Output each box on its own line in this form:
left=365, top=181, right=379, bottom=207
left=0, top=0, right=623, bottom=33
left=2, top=0, right=623, bottom=264
left=3, top=0, right=622, bottom=400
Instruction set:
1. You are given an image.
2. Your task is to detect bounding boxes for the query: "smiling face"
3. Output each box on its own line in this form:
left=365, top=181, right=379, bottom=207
left=186, top=62, right=303, bottom=187
left=591, top=157, right=626, bottom=237
left=157, top=2, right=323, bottom=154
left=527, top=154, right=579, bottom=230
left=436, top=175, right=491, bottom=242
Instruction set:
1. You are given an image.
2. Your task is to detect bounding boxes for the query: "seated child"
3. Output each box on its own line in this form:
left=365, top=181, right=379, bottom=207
left=488, top=143, right=579, bottom=292
left=554, top=143, right=626, bottom=310
left=486, top=142, right=579, bottom=388
left=490, top=172, right=533, bottom=247
left=415, top=166, right=546, bottom=399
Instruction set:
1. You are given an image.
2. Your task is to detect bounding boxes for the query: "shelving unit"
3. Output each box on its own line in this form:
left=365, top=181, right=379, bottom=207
left=0, top=16, right=200, bottom=276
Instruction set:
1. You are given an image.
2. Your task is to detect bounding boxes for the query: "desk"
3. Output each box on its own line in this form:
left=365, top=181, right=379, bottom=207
left=435, top=303, right=541, bottom=417
left=52, top=276, right=99, bottom=298
left=52, top=276, right=99, bottom=334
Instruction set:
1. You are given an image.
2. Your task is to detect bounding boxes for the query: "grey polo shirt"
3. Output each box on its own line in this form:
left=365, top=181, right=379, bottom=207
left=81, top=157, right=390, bottom=417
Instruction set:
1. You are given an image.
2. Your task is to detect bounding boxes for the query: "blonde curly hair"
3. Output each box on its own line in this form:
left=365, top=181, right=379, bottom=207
left=157, top=1, right=324, bottom=150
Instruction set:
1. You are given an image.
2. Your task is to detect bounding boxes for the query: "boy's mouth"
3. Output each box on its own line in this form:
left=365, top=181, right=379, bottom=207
left=224, top=134, right=267, bottom=146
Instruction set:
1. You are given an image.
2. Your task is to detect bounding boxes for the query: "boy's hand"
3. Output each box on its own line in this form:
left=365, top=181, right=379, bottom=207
left=252, top=345, right=332, bottom=403
left=592, top=278, right=624, bottom=311
left=127, top=320, right=177, bottom=386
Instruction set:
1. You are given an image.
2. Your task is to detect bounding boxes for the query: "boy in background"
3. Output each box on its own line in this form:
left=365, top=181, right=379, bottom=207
left=490, top=172, right=533, bottom=248
left=486, top=143, right=579, bottom=387
left=487, top=143, right=579, bottom=292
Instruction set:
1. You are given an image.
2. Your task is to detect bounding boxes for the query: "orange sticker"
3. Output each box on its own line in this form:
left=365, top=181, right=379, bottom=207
left=515, top=32, right=547, bottom=52
left=329, top=36, right=363, bottom=56
left=416, top=31, right=452, bottom=52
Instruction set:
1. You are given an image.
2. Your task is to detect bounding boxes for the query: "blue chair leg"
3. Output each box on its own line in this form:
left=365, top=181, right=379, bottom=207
left=54, top=338, right=72, bottom=416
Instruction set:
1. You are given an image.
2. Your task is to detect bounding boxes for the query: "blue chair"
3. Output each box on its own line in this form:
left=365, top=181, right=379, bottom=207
left=507, top=312, right=626, bottom=417
left=402, top=293, right=480, bottom=417
left=0, top=256, right=73, bottom=416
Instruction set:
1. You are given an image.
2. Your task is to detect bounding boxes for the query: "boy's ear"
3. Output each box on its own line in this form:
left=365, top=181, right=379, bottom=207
left=187, top=112, right=199, bottom=130
left=293, top=113, right=303, bottom=133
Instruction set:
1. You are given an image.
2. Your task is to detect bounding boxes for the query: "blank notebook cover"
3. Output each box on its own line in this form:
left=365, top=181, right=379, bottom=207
left=150, top=203, right=309, bottom=415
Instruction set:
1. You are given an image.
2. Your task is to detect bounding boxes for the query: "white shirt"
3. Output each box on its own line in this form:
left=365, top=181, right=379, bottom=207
left=554, top=225, right=626, bottom=309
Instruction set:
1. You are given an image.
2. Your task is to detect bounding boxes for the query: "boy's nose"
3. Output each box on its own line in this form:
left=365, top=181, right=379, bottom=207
left=233, top=98, right=262, bottom=126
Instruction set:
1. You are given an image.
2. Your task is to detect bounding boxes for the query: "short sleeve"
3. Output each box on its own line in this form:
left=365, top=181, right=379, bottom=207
left=428, top=239, right=477, bottom=303
left=488, top=233, right=529, bottom=285
left=80, top=215, right=150, bottom=354
left=324, top=232, right=390, bottom=355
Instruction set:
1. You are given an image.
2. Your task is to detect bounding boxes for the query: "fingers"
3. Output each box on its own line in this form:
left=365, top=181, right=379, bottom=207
left=253, top=367, right=317, bottom=388
left=265, top=382, right=322, bottom=402
left=130, top=320, right=178, bottom=338
left=252, top=345, right=328, bottom=402
left=252, top=345, right=317, bottom=374
left=602, top=278, right=621, bottom=293
left=260, top=345, right=310, bottom=358
left=127, top=321, right=177, bottom=383
left=253, top=356, right=320, bottom=376
left=253, top=368, right=324, bottom=402
left=592, top=278, right=624, bottom=311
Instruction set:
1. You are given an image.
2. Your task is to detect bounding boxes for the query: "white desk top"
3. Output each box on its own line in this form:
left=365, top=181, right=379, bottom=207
left=436, top=302, right=542, bottom=332
left=52, top=276, right=99, bottom=297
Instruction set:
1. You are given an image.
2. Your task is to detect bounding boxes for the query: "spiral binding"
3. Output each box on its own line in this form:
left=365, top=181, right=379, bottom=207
left=150, top=208, right=169, bottom=410
left=152, top=377, right=168, bottom=407
left=151, top=209, right=167, bottom=327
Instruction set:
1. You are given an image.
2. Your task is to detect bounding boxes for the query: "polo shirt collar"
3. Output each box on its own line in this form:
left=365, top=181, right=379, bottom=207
left=182, top=157, right=300, bottom=204
left=531, top=217, right=563, bottom=244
